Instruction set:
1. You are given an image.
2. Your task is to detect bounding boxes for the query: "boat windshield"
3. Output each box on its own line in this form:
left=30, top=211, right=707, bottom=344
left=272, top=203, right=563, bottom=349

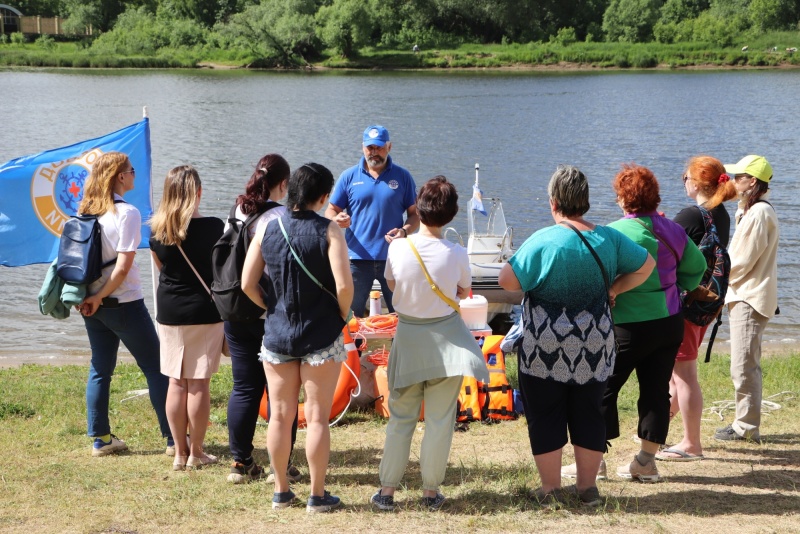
left=468, top=197, right=507, bottom=237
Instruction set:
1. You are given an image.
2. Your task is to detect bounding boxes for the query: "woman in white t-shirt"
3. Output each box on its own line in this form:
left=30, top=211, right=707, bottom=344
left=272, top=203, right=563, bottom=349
left=76, top=151, right=171, bottom=457
left=223, top=154, right=301, bottom=485
left=370, top=176, right=488, bottom=512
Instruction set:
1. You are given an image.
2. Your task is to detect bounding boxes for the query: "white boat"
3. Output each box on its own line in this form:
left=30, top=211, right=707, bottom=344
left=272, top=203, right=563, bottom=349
left=372, top=164, right=522, bottom=320
left=444, top=164, right=522, bottom=319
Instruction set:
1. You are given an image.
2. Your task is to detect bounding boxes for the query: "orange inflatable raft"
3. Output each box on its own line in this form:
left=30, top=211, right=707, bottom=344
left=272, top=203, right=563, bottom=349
left=259, top=326, right=361, bottom=427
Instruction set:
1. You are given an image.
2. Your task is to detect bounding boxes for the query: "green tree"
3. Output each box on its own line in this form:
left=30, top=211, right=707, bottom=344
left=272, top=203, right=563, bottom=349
left=659, top=0, right=710, bottom=23
left=62, top=1, right=101, bottom=36
left=217, top=0, right=317, bottom=66
left=603, top=0, right=664, bottom=42
left=691, top=9, right=748, bottom=45
left=171, top=0, right=221, bottom=27
left=748, top=0, right=800, bottom=31
left=316, top=0, right=375, bottom=58
left=12, top=0, right=62, bottom=17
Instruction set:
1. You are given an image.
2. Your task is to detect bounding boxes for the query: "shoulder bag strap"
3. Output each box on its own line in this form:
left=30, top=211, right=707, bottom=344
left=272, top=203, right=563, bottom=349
left=558, top=221, right=610, bottom=295
left=177, top=244, right=212, bottom=299
left=632, top=218, right=679, bottom=262
left=407, top=238, right=461, bottom=314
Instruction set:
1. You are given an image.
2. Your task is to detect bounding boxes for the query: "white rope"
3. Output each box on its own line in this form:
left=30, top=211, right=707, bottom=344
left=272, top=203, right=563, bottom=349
left=704, top=391, right=795, bottom=421
left=328, top=360, right=362, bottom=428
left=295, top=359, right=364, bottom=432
left=120, top=389, right=149, bottom=403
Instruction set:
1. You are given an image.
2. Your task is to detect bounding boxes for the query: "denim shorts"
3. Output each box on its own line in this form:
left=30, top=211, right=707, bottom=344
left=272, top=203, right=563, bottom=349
left=259, top=333, right=347, bottom=366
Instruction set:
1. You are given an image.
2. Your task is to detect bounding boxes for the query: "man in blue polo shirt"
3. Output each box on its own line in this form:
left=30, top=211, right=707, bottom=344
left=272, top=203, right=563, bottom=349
left=325, top=125, right=419, bottom=317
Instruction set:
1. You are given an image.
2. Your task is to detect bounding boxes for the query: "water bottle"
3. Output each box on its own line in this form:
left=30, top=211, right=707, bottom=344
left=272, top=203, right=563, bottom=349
left=369, top=291, right=382, bottom=316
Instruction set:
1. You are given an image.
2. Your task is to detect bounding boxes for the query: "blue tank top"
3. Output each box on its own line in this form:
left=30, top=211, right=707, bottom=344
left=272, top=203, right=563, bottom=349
left=261, top=210, right=345, bottom=357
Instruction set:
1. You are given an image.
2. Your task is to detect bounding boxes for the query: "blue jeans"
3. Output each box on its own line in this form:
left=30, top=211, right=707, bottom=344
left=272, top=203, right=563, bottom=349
left=82, top=299, right=170, bottom=438
left=226, top=320, right=297, bottom=463
left=350, top=260, right=394, bottom=318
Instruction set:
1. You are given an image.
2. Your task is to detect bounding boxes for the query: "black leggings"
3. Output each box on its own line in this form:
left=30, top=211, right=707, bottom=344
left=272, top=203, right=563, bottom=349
left=226, top=320, right=297, bottom=463
left=602, top=314, right=684, bottom=445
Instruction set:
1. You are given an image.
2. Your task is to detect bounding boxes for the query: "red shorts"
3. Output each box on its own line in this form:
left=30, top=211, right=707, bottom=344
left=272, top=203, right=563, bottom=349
left=675, top=319, right=711, bottom=362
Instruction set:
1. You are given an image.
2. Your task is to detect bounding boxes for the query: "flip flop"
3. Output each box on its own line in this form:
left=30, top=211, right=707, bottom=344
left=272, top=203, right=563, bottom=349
left=655, top=447, right=704, bottom=462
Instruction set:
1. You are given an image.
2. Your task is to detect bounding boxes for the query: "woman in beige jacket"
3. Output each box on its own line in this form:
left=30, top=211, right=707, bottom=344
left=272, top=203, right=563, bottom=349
left=714, top=155, right=779, bottom=444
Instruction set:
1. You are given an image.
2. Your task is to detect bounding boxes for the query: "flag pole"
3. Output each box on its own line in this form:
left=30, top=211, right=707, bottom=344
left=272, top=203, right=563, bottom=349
left=144, top=106, right=158, bottom=319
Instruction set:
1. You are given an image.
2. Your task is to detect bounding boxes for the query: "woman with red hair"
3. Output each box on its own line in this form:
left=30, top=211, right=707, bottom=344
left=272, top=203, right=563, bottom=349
left=602, top=164, right=705, bottom=482
left=657, top=156, right=735, bottom=462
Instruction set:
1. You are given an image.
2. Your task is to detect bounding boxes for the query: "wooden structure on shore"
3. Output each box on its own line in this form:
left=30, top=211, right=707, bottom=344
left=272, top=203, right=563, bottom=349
left=0, top=4, right=92, bottom=36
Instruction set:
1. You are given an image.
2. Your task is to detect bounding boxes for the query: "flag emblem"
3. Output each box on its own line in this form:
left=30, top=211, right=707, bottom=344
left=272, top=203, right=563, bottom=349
left=31, top=149, right=102, bottom=237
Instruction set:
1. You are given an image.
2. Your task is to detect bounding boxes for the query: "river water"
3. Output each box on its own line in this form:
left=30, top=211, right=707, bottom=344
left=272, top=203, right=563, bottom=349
left=1, top=67, right=799, bottom=363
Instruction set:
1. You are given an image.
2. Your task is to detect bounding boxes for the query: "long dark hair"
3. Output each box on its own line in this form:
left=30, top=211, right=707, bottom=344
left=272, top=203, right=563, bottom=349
left=237, top=154, right=290, bottom=215
left=286, top=163, right=334, bottom=211
left=744, top=178, right=770, bottom=214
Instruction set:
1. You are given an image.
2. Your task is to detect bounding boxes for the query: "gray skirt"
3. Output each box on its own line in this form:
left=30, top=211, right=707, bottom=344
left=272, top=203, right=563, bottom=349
left=388, top=312, right=489, bottom=390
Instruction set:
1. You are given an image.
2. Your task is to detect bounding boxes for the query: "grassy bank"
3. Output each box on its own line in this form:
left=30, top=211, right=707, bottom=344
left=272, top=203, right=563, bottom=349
left=2, top=35, right=800, bottom=70
left=0, top=352, right=798, bottom=532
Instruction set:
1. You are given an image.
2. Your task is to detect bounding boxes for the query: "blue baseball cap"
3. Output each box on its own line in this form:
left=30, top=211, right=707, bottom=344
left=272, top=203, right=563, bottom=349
left=363, top=125, right=390, bottom=147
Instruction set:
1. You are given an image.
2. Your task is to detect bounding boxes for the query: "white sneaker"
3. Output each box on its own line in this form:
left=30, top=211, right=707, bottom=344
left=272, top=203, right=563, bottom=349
left=92, top=434, right=128, bottom=457
left=560, top=459, right=607, bottom=480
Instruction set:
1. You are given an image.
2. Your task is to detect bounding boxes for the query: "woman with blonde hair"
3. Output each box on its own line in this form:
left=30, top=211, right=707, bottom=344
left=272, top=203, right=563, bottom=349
left=657, top=156, right=735, bottom=462
left=77, top=151, right=172, bottom=457
left=149, top=165, right=224, bottom=470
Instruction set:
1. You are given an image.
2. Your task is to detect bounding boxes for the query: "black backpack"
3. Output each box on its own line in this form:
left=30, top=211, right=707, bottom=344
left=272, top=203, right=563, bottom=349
left=56, top=200, right=124, bottom=284
left=681, top=206, right=731, bottom=361
left=210, top=202, right=279, bottom=322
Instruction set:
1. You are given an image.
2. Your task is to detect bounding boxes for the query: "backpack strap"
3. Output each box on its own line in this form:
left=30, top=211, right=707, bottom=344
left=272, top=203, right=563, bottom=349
left=100, top=199, right=128, bottom=270
left=236, top=201, right=282, bottom=236
left=704, top=313, right=722, bottom=363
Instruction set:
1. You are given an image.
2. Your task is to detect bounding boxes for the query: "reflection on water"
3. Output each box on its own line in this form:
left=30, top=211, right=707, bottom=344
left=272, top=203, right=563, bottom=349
left=1, top=68, right=798, bottom=358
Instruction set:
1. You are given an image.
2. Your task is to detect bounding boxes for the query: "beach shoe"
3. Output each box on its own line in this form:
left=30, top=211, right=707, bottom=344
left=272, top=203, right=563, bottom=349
left=560, top=459, right=607, bottom=480
left=420, top=492, right=446, bottom=511
left=173, top=455, right=188, bottom=471
left=307, top=490, right=341, bottom=513
left=617, top=456, right=661, bottom=482
left=272, top=490, right=297, bottom=510
left=655, top=447, right=704, bottom=462
left=370, top=490, right=396, bottom=511
left=186, top=453, right=218, bottom=469
left=714, top=424, right=761, bottom=444
left=266, top=464, right=302, bottom=484
left=563, top=484, right=603, bottom=507
left=92, top=434, right=128, bottom=457
left=227, top=460, right=266, bottom=484
left=165, top=435, right=190, bottom=456
left=530, top=487, right=567, bottom=509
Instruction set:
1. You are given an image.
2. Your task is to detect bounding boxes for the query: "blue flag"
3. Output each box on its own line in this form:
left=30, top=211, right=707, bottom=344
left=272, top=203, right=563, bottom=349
left=471, top=183, right=487, bottom=216
left=0, top=118, right=152, bottom=267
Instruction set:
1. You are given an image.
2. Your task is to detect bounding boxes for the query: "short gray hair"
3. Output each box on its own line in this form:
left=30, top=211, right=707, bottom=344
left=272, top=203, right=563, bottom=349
left=547, top=165, right=590, bottom=217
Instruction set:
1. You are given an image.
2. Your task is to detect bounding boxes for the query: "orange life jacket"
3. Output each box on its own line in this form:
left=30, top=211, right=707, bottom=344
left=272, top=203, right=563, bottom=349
left=456, top=334, right=517, bottom=423
left=478, top=335, right=516, bottom=421
left=456, top=375, right=482, bottom=422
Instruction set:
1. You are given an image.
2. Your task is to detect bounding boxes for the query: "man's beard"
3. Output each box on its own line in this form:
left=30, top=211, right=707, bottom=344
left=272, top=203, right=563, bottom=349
left=367, top=155, right=385, bottom=168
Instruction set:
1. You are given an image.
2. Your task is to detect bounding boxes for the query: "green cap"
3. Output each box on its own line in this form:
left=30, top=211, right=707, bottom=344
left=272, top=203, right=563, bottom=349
left=724, top=155, right=773, bottom=183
